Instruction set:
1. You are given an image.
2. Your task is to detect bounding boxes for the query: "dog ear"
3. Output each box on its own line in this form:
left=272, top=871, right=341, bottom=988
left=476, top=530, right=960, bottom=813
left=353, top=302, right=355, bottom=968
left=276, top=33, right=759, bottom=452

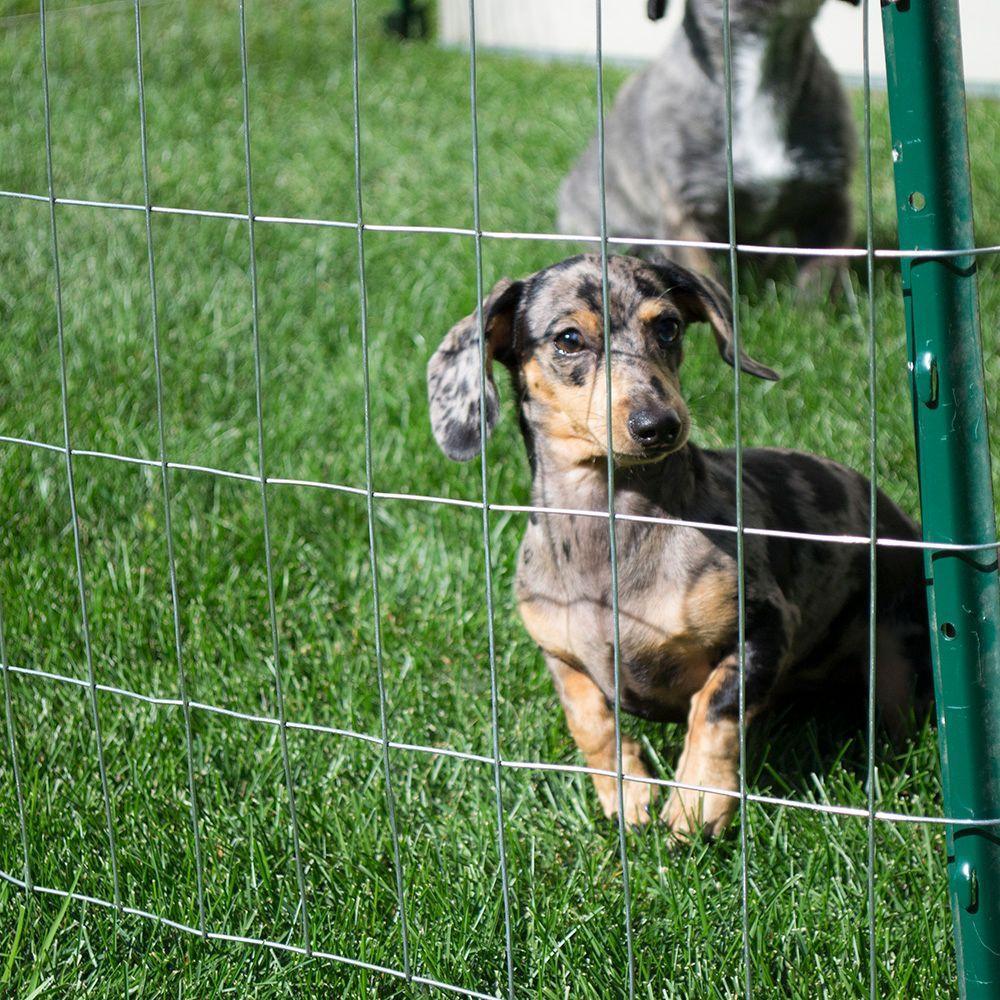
left=647, top=0, right=669, bottom=21
left=651, top=260, right=780, bottom=381
left=427, top=278, right=524, bottom=461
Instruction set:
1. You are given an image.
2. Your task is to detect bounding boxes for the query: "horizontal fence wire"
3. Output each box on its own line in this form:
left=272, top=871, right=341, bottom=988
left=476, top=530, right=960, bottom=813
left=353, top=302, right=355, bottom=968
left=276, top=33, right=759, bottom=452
left=0, top=866, right=500, bottom=1000
left=2, top=657, right=997, bottom=828
left=2, top=187, right=999, bottom=259
left=3, top=1, right=999, bottom=998
left=2, top=433, right=996, bottom=554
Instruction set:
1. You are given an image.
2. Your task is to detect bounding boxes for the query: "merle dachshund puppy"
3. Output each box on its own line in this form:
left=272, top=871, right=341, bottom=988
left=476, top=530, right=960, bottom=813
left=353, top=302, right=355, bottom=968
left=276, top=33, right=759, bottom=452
left=428, top=254, right=927, bottom=838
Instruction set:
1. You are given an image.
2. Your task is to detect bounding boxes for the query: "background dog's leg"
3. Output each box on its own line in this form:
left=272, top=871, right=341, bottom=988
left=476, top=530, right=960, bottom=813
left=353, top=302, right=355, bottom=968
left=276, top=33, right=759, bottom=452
left=662, top=655, right=755, bottom=840
left=875, top=622, right=922, bottom=747
left=655, top=215, right=717, bottom=279
left=546, top=655, right=653, bottom=826
left=792, top=187, right=853, bottom=299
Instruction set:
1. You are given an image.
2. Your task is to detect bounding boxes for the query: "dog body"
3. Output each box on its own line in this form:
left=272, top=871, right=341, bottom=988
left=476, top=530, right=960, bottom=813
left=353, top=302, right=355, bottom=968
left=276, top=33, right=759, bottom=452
left=557, top=0, right=857, bottom=285
left=428, top=254, right=927, bottom=836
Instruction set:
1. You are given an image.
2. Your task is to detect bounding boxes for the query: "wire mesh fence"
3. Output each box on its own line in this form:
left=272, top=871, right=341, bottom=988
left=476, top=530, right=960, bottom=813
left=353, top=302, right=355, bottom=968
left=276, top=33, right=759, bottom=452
left=0, top=0, right=998, bottom=997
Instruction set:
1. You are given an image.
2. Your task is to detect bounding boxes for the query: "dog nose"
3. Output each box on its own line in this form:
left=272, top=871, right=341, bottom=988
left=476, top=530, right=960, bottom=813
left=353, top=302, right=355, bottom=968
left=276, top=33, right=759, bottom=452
left=627, top=408, right=681, bottom=448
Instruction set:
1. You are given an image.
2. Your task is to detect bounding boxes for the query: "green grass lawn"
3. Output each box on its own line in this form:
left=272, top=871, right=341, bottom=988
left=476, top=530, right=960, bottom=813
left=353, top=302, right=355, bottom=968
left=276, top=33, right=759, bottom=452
left=1, top=0, right=998, bottom=996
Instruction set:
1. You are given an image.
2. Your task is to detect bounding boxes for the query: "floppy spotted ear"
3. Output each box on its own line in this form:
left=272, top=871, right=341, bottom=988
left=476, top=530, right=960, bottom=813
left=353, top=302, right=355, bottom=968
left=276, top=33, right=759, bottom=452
left=427, top=277, right=524, bottom=461
left=651, top=260, right=779, bottom=381
left=647, top=0, right=668, bottom=20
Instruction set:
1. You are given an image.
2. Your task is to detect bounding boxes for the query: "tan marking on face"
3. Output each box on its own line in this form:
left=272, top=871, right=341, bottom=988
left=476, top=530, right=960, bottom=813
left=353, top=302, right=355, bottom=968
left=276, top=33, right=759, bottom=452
left=522, top=357, right=654, bottom=461
left=562, top=308, right=603, bottom=339
left=636, top=301, right=672, bottom=326
left=521, top=356, right=560, bottom=408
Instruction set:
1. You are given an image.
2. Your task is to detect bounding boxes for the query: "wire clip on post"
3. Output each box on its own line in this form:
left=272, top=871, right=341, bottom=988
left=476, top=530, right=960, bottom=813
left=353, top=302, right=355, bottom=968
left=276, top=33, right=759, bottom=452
left=882, top=2, right=1000, bottom=997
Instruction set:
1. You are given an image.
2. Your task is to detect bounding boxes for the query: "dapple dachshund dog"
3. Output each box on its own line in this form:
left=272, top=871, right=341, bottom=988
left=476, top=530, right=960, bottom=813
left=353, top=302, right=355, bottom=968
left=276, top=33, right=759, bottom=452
left=427, top=253, right=927, bottom=839
left=558, top=0, right=860, bottom=291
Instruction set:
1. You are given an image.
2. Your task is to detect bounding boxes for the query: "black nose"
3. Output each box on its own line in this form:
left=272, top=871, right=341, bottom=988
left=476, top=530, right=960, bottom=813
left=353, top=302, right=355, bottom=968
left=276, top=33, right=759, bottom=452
left=627, top=408, right=681, bottom=448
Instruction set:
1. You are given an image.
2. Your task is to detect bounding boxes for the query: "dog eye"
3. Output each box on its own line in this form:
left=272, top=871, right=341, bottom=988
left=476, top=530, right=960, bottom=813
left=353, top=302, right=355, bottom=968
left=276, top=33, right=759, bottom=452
left=655, top=319, right=681, bottom=350
left=554, top=329, right=585, bottom=354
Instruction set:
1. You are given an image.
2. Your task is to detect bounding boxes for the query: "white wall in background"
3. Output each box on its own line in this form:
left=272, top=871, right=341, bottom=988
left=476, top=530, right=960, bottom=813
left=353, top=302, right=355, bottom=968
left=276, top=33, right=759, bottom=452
left=438, top=0, right=999, bottom=90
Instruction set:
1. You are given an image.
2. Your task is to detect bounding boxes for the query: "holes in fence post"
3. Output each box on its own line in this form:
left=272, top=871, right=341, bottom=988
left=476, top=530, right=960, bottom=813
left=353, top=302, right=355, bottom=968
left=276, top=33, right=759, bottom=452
left=941, top=622, right=957, bottom=640
left=908, top=191, right=926, bottom=212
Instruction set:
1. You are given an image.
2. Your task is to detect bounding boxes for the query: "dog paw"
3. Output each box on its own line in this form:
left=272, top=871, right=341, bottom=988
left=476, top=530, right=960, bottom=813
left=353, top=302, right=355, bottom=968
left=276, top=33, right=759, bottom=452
left=661, top=784, right=737, bottom=843
left=593, top=757, right=653, bottom=827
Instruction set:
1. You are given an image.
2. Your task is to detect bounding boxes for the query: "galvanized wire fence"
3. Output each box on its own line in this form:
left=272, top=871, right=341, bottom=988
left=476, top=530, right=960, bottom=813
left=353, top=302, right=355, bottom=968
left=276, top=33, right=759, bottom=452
left=1, top=1, right=998, bottom=998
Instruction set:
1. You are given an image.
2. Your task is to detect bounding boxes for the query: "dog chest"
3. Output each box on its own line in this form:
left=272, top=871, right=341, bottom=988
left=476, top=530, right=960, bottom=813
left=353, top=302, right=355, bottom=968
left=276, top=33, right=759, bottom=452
left=731, top=42, right=796, bottom=211
left=516, top=538, right=737, bottom=717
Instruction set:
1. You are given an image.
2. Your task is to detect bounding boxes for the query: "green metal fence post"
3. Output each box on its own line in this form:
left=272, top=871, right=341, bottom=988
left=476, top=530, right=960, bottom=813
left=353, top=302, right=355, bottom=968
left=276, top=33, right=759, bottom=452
left=881, top=2, right=1000, bottom=996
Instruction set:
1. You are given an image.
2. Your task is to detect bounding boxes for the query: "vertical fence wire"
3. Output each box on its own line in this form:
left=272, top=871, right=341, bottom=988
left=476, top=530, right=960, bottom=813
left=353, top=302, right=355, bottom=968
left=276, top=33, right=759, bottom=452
left=0, top=597, right=31, bottom=891
left=348, top=0, right=412, bottom=980
left=594, top=2, right=636, bottom=996
left=131, top=0, right=208, bottom=937
left=862, top=1, right=879, bottom=996
left=466, top=4, right=516, bottom=997
left=236, top=0, right=312, bottom=954
left=719, top=0, right=752, bottom=994
left=37, top=0, right=122, bottom=913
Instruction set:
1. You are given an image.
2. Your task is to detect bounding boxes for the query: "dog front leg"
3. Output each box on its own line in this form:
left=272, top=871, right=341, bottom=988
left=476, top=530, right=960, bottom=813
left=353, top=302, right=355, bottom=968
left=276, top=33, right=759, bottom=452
left=546, top=655, right=653, bottom=826
left=792, top=187, right=853, bottom=299
left=655, top=215, right=717, bottom=279
left=662, top=655, right=756, bottom=840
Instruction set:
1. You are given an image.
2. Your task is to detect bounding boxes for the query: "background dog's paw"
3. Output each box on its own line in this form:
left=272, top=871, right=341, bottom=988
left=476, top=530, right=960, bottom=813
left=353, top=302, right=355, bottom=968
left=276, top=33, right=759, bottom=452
left=794, top=259, right=850, bottom=304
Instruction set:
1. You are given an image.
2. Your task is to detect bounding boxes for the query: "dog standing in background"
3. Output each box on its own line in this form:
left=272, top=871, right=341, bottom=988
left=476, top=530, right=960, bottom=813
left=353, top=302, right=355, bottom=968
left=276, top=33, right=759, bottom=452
left=557, top=0, right=860, bottom=290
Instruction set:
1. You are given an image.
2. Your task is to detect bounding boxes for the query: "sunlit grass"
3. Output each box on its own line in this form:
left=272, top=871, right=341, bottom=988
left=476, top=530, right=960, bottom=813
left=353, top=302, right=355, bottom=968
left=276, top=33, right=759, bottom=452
left=1, top=1, right=997, bottom=996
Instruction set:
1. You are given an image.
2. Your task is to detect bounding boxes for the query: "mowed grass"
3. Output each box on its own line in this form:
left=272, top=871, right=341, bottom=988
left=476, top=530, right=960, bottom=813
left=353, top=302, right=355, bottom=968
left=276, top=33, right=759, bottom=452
left=0, top=0, right=998, bottom=996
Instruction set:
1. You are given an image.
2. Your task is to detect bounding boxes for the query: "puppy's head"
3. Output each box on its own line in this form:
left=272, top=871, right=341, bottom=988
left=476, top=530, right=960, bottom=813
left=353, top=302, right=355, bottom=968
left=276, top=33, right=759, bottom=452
left=427, top=254, right=778, bottom=466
